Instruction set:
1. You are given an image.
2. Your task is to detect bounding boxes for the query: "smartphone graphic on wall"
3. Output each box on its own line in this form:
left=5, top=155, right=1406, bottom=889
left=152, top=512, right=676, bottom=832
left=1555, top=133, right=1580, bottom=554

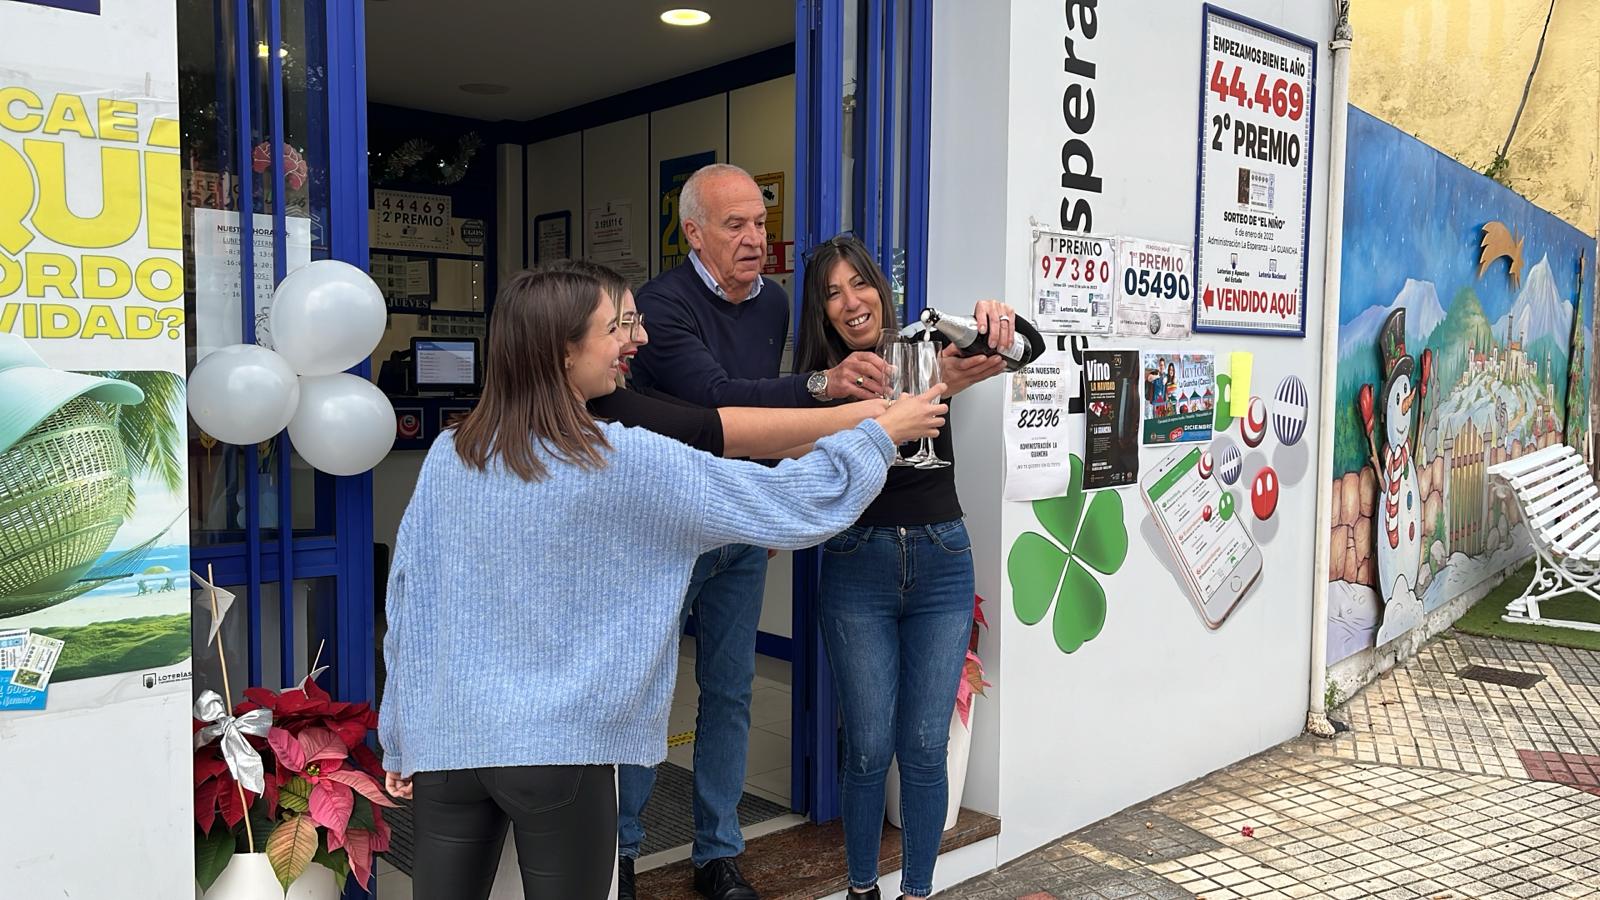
left=1140, top=445, right=1263, bottom=629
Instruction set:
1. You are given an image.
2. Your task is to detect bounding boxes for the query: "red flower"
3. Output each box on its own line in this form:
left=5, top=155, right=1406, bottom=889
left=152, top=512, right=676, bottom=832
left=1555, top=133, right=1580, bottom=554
left=1240, top=825, right=1255, bottom=838
left=197, top=680, right=392, bottom=892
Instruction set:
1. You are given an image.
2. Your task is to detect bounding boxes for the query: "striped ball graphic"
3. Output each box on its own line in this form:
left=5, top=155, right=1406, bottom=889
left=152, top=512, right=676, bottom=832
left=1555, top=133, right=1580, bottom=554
left=1213, top=436, right=1242, bottom=485
left=1198, top=451, right=1214, bottom=479
left=1272, top=375, right=1309, bottom=446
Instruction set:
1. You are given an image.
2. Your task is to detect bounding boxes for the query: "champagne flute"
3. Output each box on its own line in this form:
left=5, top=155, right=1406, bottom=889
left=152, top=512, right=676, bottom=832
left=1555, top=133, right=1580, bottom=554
left=877, top=331, right=916, bottom=467
left=908, top=339, right=950, bottom=469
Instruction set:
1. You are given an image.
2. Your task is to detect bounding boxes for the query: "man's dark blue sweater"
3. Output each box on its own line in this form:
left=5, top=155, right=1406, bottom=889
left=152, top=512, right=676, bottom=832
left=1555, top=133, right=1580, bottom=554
left=630, top=260, right=816, bottom=409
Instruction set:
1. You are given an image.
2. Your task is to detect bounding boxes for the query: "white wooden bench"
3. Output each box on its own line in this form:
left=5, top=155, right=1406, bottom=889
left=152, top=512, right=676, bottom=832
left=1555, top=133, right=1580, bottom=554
left=1486, top=443, right=1600, bottom=632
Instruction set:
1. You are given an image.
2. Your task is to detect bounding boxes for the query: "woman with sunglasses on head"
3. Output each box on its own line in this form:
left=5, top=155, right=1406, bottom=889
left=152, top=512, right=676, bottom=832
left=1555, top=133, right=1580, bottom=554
left=378, top=267, right=947, bottom=900
left=796, top=236, right=1039, bottom=900
left=548, top=260, right=887, bottom=461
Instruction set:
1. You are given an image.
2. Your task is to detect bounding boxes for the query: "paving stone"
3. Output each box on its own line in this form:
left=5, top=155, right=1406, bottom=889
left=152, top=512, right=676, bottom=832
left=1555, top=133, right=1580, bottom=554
left=940, top=636, right=1600, bottom=900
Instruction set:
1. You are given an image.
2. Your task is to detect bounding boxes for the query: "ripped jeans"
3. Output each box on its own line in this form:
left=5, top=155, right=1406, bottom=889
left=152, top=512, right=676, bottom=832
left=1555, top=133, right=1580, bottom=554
left=817, top=521, right=975, bottom=898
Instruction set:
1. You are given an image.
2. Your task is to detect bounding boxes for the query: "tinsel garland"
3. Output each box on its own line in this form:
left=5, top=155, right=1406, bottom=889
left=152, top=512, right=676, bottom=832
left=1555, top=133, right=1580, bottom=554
left=375, top=132, right=483, bottom=186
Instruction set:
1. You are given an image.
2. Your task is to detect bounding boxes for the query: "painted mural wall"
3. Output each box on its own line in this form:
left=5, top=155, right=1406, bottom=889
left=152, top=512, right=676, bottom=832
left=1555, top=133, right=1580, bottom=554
left=1325, top=106, right=1595, bottom=665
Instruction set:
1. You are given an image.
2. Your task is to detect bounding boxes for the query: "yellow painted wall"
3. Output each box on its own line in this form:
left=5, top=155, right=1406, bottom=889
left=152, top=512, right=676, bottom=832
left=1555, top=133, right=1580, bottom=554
left=1350, top=0, right=1599, bottom=233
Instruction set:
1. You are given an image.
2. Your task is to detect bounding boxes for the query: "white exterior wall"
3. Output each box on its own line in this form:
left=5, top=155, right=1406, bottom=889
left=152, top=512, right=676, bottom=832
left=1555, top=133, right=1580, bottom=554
left=936, top=0, right=1339, bottom=867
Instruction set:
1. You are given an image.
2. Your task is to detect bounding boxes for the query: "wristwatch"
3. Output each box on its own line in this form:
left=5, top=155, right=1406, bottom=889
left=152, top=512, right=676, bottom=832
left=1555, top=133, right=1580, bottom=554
left=806, top=370, right=829, bottom=400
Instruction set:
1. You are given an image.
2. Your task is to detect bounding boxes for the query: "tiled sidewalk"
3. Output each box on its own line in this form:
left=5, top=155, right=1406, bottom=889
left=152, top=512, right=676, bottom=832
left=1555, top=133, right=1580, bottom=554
left=941, top=634, right=1600, bottom=899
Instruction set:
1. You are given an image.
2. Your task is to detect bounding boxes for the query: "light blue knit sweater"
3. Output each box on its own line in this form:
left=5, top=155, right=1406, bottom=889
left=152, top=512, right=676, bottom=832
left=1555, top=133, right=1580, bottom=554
left=378, top=418, right=894, bottom=776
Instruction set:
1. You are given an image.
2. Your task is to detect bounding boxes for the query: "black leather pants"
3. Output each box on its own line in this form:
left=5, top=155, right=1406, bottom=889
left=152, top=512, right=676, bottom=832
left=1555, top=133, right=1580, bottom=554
left=410, top=764, right=617, bottom=899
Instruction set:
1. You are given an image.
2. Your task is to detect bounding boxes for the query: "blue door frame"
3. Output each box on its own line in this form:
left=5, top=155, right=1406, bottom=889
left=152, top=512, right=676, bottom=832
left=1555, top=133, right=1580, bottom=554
left=793, top=0, right=932, bottom=824
left=204, top=0, right=370, bottom=698
left=204, top=0, right=373, bottom=893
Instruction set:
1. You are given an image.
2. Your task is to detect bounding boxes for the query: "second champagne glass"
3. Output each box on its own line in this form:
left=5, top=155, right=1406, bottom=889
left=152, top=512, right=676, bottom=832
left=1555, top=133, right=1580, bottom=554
left=880, top=336, right=917, bottom=467
left=908, top=339, right=950, bottom=469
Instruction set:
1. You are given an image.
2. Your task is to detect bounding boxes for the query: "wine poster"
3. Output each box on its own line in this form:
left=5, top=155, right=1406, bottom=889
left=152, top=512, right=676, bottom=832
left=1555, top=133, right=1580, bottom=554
left=1082, top=349, right=1141, bottom=490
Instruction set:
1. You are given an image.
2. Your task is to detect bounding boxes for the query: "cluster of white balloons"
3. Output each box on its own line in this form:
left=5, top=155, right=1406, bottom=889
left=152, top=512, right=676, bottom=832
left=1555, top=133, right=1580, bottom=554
left=188, top=260, right=397, bottom=476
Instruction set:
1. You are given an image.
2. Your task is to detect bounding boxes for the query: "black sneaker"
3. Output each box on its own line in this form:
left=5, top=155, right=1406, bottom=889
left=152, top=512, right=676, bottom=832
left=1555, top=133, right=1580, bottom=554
left=617, top=856, right=636, bottom=900
left=693, top=856, right=759, bottom=900
left=846, top=887, right=882, bottom=900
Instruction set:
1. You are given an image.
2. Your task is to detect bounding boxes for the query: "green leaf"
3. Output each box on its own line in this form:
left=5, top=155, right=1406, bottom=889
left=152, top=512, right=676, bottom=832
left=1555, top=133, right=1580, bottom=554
left=347, top=794, right=376, bottom=833
left=246, top=804, right=274, bottom=854
left=280, top=776, right=312, bottom=813
left=195, top=827, right=235, bottom=892
left=1032, top=456, right=1086, bottom=547
left=1074, top=488, right=1129, bottom=575
left=1008, top=532, right=1068, bottom=626
left=314, top=833, right=351, bottom=886
left=1053, top=560, right=1107, bottom=654
left=266, top=815, right=319, bottom=890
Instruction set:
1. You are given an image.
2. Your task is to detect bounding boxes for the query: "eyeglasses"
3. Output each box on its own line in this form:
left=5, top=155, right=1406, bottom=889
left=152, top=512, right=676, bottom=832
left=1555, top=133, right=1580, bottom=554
left=617, top=311, right=645, bottom=341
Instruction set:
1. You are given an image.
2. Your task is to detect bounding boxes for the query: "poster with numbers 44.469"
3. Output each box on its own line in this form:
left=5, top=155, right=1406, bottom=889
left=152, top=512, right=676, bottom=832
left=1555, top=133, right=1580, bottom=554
left=1192, top=6, right=1316, bottom=336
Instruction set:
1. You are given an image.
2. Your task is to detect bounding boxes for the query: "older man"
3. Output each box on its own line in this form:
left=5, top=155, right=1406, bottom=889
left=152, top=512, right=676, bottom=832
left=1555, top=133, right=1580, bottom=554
left=620, top=164, right=885, bottom=900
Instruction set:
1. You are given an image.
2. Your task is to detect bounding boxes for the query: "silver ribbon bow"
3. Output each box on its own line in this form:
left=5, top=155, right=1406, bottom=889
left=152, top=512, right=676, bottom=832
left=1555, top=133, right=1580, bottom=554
left=193, top=690, right=273, bottom=795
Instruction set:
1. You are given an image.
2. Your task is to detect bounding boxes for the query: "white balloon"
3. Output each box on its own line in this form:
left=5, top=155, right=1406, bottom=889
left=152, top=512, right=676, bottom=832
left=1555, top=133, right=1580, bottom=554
left=187, top=344, right=301, bottom=445
left=287, top=374, right=396, bottom=476
left=269, top=259, right=387, bottom=376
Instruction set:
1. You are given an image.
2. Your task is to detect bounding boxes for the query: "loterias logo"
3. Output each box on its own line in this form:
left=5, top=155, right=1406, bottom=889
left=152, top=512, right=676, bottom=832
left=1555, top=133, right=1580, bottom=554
left=14, top=0, right=101, bottom=13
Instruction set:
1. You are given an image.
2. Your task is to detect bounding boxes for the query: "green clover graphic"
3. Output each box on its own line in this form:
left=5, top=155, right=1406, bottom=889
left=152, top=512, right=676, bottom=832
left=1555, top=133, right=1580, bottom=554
left=1007, top=454, right=1129, bottom=654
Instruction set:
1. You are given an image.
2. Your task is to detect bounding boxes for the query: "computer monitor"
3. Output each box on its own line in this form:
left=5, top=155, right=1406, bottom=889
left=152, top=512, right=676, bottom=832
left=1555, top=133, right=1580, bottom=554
left=411, top=337, right=479, bottom=393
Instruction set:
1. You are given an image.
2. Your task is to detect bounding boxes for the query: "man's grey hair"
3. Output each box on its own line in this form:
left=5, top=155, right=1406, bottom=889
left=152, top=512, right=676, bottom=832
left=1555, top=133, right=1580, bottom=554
left=679, top=163, right=755, bottom=229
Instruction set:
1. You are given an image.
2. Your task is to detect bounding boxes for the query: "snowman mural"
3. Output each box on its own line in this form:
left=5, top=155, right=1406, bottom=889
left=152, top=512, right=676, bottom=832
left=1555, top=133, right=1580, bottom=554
left=1356, top=309, right=1430, bottom=645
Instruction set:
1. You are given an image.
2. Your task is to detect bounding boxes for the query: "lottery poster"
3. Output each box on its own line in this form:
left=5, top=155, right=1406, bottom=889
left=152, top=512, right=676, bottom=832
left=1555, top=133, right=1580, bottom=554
left=1141, top=351, right=1215, bottom=445
left=1115, top=237, right=1194, bottom=339
left=1031, top=230, right=1115, bottom=335
left=1003, top=340, right=1082, bottom=501
left=1082, top=349, right=1141, bottom=491
left=1192, top=8, right=1316, bottom=335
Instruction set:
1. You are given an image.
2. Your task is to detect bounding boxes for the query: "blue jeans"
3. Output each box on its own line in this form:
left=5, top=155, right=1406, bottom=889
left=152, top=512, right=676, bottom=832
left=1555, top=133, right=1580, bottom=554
left=617, top=543, right=769, bottom=866
left=818, top=521, right=975, bottom=898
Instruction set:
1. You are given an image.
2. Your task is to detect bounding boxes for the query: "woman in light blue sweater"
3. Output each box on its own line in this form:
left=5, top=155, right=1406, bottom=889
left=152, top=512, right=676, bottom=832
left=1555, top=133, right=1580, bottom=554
left=378, top=268, right=945, bottom=900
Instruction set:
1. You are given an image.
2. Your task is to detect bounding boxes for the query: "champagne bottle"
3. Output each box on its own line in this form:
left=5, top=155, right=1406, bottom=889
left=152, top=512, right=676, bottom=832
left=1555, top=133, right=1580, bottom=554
left=919, top=307, right=1044, bottom=372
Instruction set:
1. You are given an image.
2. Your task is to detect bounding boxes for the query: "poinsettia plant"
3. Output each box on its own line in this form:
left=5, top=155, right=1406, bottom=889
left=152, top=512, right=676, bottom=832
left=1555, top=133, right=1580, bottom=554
left=956, top=595, right=991, bottom=729
left=195, top=677, right=396, bottom=892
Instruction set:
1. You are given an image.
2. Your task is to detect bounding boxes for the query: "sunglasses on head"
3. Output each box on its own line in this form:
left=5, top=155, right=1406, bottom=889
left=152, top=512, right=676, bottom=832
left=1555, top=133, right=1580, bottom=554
left=801, top=233, right=868, bottom=263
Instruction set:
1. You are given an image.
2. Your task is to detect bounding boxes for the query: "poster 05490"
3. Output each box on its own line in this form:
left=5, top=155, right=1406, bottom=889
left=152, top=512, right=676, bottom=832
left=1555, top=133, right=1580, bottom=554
left=1192, top=5, right=1317, bottom=337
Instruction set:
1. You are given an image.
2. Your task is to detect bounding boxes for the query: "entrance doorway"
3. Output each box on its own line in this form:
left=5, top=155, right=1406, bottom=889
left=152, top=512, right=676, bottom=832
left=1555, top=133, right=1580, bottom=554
left=173, top=0, right=934, bottom=895
left=360, top=5, right=806, bottom=892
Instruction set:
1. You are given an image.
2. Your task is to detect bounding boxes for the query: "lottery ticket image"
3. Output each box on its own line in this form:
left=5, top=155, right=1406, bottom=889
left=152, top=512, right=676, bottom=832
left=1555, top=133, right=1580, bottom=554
left=11, top=632, right=65, bottom=692
left=0, top=628, right=28, bottom=670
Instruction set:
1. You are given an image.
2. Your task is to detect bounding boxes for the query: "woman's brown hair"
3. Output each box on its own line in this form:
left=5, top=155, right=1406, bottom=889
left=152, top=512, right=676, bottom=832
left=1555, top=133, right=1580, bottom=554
left=542, top=259, right=630, bottom=321
left=452, top=269, right=611, bottom=481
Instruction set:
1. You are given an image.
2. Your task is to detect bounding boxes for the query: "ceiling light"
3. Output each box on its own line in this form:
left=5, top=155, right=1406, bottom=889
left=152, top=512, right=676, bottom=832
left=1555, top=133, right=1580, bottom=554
left=459, top=83, right=510, bottom=95
left=661, top=8, right=711, bottom=26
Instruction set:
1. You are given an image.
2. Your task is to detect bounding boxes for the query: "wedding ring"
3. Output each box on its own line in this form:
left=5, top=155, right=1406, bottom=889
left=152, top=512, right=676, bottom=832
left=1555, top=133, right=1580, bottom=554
left=855, top=375, right=865, bottom=386
left=998, top=314, right=1011, bottom=321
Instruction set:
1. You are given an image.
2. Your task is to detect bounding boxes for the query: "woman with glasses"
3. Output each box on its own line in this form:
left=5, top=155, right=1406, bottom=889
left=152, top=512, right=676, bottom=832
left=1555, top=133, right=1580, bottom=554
left=378, top=267, right=947, bottom=900
left=795, top=236, right=1038, bottom=900
left=550, top=259, right=886, bottom=460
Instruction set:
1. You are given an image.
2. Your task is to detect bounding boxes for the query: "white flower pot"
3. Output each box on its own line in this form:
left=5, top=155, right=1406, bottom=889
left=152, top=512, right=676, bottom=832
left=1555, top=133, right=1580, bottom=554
left=199, top=852, right=341, bottom=900
left=884, top=702, right=973, bottom=833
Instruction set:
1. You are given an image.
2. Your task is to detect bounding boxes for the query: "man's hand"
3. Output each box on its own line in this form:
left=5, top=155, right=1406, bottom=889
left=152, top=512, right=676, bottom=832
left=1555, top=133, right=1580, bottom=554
left=825, top=351, right=890, bottom=400
left=940, top=344, right=1006, bottom=396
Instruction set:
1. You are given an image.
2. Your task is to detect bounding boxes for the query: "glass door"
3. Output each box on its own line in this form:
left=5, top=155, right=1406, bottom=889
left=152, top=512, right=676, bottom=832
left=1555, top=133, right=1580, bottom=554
left=177, top=0, right=372, bottom=710
left=792, top=0, right=932, bottom=823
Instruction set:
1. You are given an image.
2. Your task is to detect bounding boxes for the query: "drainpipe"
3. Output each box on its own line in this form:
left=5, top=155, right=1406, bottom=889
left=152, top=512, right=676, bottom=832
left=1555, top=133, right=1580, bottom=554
left=1307, top=0, right=1353, bottom=739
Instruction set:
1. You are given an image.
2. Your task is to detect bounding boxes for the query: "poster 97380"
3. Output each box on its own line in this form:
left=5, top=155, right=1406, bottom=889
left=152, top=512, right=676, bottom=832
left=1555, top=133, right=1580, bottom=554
left=1192, top=5, right=1316, bottom=336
